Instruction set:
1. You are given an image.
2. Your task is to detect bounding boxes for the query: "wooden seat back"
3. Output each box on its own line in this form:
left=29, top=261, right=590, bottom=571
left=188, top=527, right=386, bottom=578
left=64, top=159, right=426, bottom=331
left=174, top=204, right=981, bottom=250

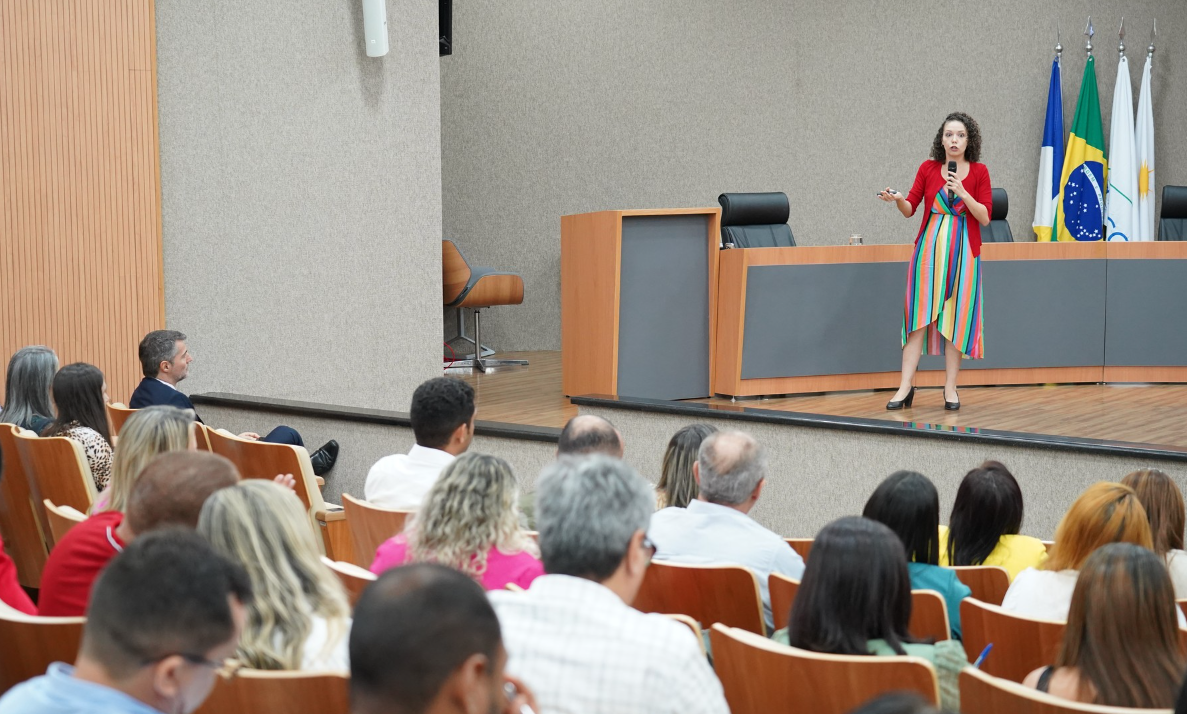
left=0, top=424, right=48, bottom=587
left=320, top=556, right=376, bottom=607
left=442, top=240, right=472, bottom=305
left=105, top=403, right=136, bottom=437
left=769, top=573, right=949, bottom=640
left=960, top=598, right=1065, bottom=682
left=784, top=537, right=813, bottom=562
left=959, top=666, right=1170, bottom=714
left=341, top=493, right=411, bottom=568
left=950, top=565, right=1011, bottom=605
left=192, top=421, right=213, bottom=451
left=634, top=561, right=766, bottom=635
left=42, top=499, right=86, bottom=549
left=194, top=669, right=350, bottom=714
left=665, top=613, right=707, bottom=658
left=709, top=623, right=939, bottom=714
left=13, top=429, right=96, bottom=516
left=0, top=601, right=85, bottom=694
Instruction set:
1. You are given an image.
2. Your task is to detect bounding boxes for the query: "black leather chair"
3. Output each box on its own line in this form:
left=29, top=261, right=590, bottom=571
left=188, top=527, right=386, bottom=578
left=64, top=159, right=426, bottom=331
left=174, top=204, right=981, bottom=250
left=1158, top=186, right=1187, bottom=241
left=717, top=192, right=796, bottom=248
left=981, top=187, right=1013, bottom=243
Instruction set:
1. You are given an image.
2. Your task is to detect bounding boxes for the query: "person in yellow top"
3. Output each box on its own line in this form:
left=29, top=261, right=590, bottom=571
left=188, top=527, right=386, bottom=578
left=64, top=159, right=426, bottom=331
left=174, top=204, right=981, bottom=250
left=938, top=461, right=1047, bottom=581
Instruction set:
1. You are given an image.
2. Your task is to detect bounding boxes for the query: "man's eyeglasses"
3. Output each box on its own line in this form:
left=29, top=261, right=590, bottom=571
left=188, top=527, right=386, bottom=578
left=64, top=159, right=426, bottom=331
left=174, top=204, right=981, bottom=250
left=142, top=653, right=243, bottom=679
left=641, top=535, right=657, bottom=559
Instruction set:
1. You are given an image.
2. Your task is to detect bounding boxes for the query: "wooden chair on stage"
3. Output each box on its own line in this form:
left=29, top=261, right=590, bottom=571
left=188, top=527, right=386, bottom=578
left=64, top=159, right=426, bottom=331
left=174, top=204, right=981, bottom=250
left=783, top=537, right=813, bottom=562
left=194, top=669, right=350, bottom=714
left=709, top=623, right=939, bottom=714
left=770, top=573, right=949, bottom=640
left=961, top=598, right=1065, bottom=682
left=959, top=667, right=1170, bottom=714
left=341, top=494, right=411, bottom=568
left=42, top=500, right=86, bottom=549
left=321, top=556, right=376, bottom=606
left=634, top=561, right=766, bottom=635
left=442, top=239, right=527, bottom=372
left=204, top=429, right=353, bottom=563
left=950, top=565, right=1011, bottom=606
left=105, top=403, right=136, bottom=437
left=0, top=601, right=85, bottom=694
left=13, top=429, right=97, bottom=517
left=0, top=424, right=49, bottom=588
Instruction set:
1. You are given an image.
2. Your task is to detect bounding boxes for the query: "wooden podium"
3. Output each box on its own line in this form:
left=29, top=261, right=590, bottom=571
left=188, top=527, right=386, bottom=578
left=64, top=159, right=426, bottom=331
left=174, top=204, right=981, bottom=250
left=560, top=208, right=721, bottom=399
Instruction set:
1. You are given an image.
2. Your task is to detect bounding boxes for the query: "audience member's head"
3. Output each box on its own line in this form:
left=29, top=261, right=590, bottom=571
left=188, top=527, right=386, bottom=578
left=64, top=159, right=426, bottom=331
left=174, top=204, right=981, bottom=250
left=656, top=424, right=716, bottom=509
left=1121, top=469, right=1185, bottom=558
left=2, top=345, right=58, bottom=429
left=946, top=460, right=1025, bottom=566
left=695, top=430, right=765, bottom=509
left=788, top=516, right=914, bottom=656
left=556, top=415, right=623, bottom=458
left=125, top=451, right=240, bottom=536
left=410, top=377, right=476, bottom=454
left=846, top=692, right=939, bottom=714
left=41, top=362, right=111, bottom=444
left=103, top=405, right=197, bottom=513
left=410, top=452, right=533, bottom=581
left=351, top=564, right=512, bottom=714
left=138, top=329, right=190, bottom=382
left=198, top=479, right=350, bottom=670
left=76, top=529, right=252, bottom=714
left=1045, top=482, right=1153, bottom=572
left=862, top=470, right=941, bottom=565
left=537, top=455, right=654, bottom=601
left=1053, top=543, right=1184, bottom=707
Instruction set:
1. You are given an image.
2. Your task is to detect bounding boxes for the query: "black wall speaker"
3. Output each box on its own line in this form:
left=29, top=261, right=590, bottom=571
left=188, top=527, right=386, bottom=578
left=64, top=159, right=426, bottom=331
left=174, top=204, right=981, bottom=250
left=439, top=0, right=452, bottom=56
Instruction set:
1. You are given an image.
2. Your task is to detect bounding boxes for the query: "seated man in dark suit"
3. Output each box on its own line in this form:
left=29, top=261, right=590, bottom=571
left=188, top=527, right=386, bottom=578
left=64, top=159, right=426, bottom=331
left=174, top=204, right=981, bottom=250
left=129, top=329, right=339, bottom=476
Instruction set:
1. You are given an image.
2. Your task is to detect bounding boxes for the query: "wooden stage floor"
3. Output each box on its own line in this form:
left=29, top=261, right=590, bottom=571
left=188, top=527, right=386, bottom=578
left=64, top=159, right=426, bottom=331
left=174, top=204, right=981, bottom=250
left=449, top=351, right=1187, bottom=449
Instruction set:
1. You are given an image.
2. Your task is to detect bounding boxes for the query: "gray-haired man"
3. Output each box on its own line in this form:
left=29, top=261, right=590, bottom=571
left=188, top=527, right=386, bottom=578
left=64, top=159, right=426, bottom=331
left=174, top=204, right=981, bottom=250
left=488, top=455, right=727, bottom=714
left=647, top=429, right=804, bottom=631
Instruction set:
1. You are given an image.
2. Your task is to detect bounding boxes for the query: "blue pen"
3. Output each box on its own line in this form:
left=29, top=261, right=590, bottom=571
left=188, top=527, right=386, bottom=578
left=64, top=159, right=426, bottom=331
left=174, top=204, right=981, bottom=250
left=973, top=643, right=993, bottom=669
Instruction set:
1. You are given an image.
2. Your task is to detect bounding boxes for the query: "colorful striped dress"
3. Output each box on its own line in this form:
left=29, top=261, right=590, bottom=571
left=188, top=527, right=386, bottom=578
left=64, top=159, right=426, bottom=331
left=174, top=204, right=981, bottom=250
left=903, top=184, right=984, bottom=359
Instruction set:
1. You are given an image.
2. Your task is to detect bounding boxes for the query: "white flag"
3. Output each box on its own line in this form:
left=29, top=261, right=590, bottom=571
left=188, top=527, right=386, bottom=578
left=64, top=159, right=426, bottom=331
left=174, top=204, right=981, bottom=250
left=1105, top=55, right=1137, bottom=242
left=1135, top=55, right=1155, bottom=241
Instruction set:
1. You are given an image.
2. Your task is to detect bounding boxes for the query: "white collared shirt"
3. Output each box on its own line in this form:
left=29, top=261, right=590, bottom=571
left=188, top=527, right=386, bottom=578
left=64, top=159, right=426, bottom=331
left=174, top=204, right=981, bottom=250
left=155, top=378, right=177, bottom=390
left=647, top=499, right=805, bottom=631
left=363, top=444, right=456, bottom=510
left=488, top=575, right=727, bottom=714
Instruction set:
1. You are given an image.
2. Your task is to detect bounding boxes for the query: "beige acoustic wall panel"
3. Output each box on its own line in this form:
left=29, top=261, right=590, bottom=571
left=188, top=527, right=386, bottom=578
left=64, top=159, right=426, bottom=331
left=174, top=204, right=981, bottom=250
left=1, top=0, right=164, bottom=401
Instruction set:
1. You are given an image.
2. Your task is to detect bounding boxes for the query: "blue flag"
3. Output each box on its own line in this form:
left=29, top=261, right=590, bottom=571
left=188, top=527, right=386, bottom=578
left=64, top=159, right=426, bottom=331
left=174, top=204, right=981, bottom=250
left=1033, top=57, right=1064, bottom=241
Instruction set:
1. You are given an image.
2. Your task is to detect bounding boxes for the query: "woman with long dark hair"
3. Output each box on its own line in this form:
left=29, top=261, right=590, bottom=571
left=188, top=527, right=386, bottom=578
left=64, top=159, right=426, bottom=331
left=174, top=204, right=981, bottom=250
left=774, top=516, right=966, bottom=711
left=1121, top=468, right=1187, bottom=597
left=863, top=470, right=970, bottom=639
left=655, top=424, right=717, bottom=509
left=939, top=461, right=1046, bottom=580
left=1023, top=543, right=1184, bottom=707
left=40, top=363, right=113, bottom=491
left=1, top=346, right=58, bottom=432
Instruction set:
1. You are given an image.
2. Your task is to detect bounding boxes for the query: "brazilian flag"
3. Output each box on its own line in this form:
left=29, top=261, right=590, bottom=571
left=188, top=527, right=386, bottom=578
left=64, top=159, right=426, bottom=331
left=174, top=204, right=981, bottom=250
left=1055, top=56, right=1108, bottom=241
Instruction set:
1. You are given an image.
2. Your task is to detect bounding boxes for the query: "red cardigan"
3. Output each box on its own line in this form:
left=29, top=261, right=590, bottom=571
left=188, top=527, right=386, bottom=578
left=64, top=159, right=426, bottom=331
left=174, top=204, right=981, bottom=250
left=0, top=532, right=36, bottom=615
left=905, top=160, right=993, bottom=257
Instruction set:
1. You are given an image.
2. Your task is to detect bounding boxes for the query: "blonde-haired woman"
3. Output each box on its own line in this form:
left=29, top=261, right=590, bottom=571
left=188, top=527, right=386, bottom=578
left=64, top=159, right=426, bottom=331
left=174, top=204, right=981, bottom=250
left=93, top=405, right=197, bottom=513
left=370, top=452, right=543, bottom=590
left=199, top=479, right=351, bottom=671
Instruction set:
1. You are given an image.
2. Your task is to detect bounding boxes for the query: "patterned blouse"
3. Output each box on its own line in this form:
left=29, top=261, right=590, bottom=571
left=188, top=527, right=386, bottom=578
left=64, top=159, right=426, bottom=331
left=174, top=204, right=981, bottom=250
left=56, top=421, right=113, bottom=491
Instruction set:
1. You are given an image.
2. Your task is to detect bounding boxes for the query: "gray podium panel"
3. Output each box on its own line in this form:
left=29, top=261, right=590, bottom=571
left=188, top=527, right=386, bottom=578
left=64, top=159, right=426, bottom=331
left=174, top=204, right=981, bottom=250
left=1105, top=259, right=1187, bottom=366
left=741, top=259, right=1106, bottom=380
left=617, top=215, right=711, bottom=400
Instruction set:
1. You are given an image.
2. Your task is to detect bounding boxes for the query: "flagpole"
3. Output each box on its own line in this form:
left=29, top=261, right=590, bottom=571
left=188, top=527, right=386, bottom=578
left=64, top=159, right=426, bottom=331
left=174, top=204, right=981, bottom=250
left=1118, top=17, right=1125, bottom=57
left=1084, top=16, right=1094, bottom=56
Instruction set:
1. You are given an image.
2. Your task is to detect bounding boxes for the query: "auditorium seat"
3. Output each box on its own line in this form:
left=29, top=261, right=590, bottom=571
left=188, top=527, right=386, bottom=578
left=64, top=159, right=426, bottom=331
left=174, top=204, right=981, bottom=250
left=320, top=556, right=375, bottom=606
left=958, top=667, right=1166, bottom=714
left=769, top=573, right=949, bottom=640
left=13, top=429, right=97, bottom=516
left=105, top=403, right=136, bottom=437
left=982, top=187, right=1014, bottom=242
left=665, top=614, right=707, bottom=658
left=783, top=537, right=813, bottom=562
left=0, top=601, right=85, bottom=694
left=0, top=424, right=49, bottom=588
left=442, top=239, right=527, bottom=372
left=633, top=561, right=766, bottom=635
left=960, top=598, right=1064, bottom=683
left=1158, top=185, right=1187, bottom=241
left=42, top=499, right=86, bottom=550
left=950, top=565, right=1010, bottom=606
left=193, top=669, right=350, bottom=714
left=341, top=493, right=412, bottom=568
left=717, top=192, right=796, bottom=248
left=709, top=623, right=939, bottom=714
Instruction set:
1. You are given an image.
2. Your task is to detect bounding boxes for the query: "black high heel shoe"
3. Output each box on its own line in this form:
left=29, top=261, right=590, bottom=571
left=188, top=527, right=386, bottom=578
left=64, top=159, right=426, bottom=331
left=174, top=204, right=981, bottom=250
left=944, top=389, right=960, bottom=411
left=886, top=387, right=916, bottom=411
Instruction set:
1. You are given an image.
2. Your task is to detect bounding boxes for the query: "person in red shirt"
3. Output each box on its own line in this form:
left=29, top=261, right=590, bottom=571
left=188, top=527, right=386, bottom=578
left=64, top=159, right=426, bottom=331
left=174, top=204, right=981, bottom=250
left=0, top=532, right=36, bottom=615
left=37, top=451, right=241, bottom=616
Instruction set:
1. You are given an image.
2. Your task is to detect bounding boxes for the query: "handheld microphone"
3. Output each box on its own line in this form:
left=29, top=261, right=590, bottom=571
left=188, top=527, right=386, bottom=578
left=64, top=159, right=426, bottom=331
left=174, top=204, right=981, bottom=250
left=947, top=161, right=957, bottom=202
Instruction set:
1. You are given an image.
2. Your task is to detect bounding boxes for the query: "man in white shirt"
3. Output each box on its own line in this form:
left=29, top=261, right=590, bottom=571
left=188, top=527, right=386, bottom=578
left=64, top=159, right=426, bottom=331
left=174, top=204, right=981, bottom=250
left=647, top=429, right=804, bottom=632
left=489, top=456, right=728, bottom=714
left=364, top=377, right=474, bottom=510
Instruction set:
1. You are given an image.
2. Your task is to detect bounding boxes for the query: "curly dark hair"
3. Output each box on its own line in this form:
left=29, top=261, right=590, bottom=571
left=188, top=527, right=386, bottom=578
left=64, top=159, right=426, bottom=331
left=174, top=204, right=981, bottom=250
left=930, top=112, right=982, bottom=163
